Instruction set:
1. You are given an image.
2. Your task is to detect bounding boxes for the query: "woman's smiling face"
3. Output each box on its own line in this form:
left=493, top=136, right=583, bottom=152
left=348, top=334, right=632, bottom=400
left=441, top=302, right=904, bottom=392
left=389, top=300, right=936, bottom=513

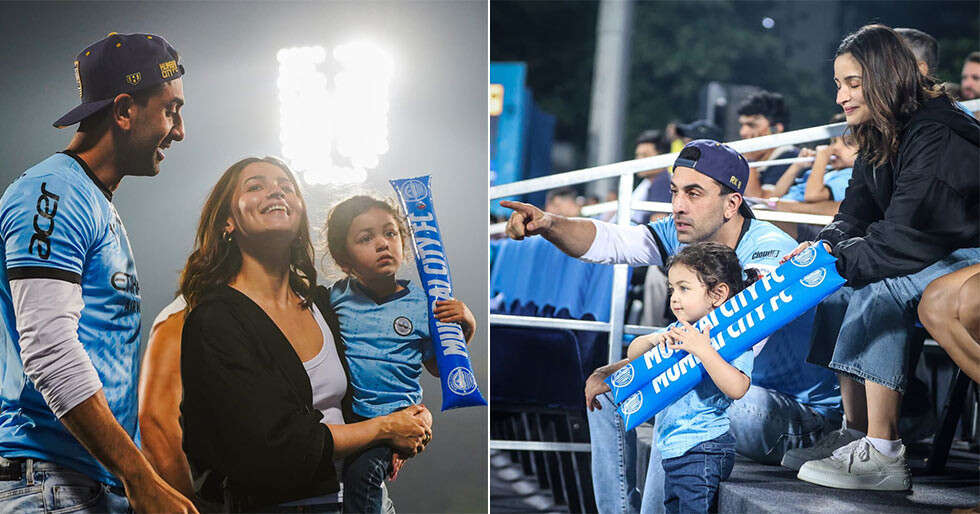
left=228, top=162, right=304, bottom=245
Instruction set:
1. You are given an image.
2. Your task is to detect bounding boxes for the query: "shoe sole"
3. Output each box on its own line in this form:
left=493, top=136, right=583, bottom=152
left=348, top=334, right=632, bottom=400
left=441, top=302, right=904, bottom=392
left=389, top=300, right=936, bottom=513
left=797, top=466, right=911, bottom=491
left=780, top=453, right=812, bottom=471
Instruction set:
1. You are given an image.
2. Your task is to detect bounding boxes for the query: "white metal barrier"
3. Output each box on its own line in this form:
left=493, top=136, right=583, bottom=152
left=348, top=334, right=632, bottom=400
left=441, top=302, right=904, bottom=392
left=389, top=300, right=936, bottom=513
left=488, top=98, right=980, bottom=454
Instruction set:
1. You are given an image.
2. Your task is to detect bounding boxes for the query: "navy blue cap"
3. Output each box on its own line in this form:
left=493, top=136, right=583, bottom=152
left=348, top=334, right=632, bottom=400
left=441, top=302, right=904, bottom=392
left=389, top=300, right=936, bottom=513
left=675, top=120, right=723, bottom=142
left=673, top=139, right=755, bottom=219
left=54, top=33, right=185, bottom=128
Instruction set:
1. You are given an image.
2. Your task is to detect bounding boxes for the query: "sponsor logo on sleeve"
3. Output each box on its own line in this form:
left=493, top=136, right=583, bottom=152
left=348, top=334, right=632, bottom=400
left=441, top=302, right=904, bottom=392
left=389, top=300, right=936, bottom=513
left=29, top=182, right=60, bottom=259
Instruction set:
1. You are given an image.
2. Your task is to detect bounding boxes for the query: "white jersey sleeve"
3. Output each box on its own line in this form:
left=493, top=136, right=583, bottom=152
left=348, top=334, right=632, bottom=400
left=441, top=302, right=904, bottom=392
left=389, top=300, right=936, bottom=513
left=10, top=278, right=102, bottom=418
left=579, top=218, right=664, bottom=267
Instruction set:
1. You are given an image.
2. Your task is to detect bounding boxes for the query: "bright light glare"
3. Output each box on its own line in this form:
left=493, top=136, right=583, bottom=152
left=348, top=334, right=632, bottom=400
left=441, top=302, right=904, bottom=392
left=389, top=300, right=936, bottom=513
left=277, top=42, right=393, bottom=185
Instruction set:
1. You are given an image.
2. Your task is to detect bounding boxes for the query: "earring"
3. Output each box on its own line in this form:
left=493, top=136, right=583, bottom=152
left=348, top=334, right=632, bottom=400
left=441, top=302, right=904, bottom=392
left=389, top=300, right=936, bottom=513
left=222, top=230, right=234, bottom=244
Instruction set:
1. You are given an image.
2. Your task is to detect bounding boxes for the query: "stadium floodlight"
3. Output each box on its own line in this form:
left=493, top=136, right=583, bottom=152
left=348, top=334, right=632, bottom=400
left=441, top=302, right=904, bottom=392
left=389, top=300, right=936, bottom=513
left=277, top=42, right=393, bottom=185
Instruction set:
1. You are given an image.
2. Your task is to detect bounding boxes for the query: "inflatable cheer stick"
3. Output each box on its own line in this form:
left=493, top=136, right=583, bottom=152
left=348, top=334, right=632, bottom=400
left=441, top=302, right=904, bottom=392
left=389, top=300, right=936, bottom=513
left=606, top=245, right=836, bottom=404
left=618, top=258, right=844, bottom=430
left=391, top=176, right=487, bottom=411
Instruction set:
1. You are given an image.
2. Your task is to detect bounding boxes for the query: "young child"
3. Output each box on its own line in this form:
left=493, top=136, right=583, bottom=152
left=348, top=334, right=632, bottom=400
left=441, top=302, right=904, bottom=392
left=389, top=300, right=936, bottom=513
left=626, top=242, right=758, bottom=514
left=324, top=195, right=476, bottom=514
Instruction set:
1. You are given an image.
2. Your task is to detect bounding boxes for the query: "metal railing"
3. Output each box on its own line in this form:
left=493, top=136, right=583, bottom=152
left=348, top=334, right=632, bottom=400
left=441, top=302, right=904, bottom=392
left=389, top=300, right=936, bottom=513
left=488, top=98, right=980, bottom=454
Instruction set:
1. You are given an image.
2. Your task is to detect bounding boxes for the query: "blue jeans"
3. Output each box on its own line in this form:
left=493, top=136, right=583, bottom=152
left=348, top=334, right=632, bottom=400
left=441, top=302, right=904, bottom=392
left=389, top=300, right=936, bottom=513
left=588, top=386, right=839, bottom=513
left=728, top=385, right=840, bottom=464
left=808, top=248, right=980, bottom=393
left=0, top=458, right=130, bottom=513
left=662, top=431, right=735, bottom=514
left=342, top=446, right=396, bottom=514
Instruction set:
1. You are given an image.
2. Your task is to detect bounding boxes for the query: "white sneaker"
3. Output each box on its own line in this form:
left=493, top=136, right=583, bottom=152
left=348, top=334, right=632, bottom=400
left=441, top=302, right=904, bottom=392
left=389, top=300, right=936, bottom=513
left=796, top=438, right=912, bottom=491
left=781, top=428, right=863, bottom=471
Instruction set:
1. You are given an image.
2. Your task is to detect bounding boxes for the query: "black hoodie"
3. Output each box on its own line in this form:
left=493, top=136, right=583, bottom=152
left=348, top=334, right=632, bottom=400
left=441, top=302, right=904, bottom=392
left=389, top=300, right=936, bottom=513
left=818, top=95, right=980, bottom=287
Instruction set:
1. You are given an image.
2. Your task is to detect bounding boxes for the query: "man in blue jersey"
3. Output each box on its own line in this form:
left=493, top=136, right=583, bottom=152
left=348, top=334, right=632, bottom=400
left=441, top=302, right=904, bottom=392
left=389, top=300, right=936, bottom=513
left=0, top=33, right=195, bottom=513
left=502, top=140, right=841, bottom=514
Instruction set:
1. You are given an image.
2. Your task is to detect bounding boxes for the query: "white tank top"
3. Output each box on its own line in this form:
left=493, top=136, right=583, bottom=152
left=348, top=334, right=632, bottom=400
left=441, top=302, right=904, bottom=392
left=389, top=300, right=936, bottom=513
left=281, top=303, right=347, bottom=506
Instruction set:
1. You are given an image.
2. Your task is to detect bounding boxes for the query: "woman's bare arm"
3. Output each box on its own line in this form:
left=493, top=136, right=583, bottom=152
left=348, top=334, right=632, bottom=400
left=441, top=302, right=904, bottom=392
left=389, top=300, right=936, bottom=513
left=138, top=311, right=195, bottom=498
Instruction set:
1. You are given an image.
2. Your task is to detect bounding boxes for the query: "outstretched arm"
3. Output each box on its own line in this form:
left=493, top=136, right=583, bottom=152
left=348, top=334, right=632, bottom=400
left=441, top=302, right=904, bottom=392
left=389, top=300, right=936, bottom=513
left=501, top=200, right=598, bottom=257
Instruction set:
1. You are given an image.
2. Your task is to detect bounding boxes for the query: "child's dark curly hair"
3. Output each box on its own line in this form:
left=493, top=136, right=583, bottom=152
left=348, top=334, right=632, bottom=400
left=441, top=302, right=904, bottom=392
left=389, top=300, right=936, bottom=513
left=667, top=242, right=759, bottom=299
left=323, top=195, right=409, bottom=274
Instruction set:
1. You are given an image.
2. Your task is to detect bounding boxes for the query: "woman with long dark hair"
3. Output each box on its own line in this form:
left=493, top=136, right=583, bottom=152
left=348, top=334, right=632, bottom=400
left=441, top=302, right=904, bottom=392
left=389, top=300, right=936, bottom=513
left=178, top=156, right=432, bottom=512
left=780, top=24, right=979, bottom=491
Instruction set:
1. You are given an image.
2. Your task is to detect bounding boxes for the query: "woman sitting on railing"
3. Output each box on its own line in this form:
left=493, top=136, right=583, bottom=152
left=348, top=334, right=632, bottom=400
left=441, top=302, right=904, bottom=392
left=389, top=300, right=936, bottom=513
left=780, top=24, right=980, bottom=492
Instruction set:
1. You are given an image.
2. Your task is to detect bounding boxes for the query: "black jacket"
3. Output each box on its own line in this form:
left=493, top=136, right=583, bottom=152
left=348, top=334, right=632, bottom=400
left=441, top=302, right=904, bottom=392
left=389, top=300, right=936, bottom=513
left=818, top=96, right=980, bottom=287
left=180, top=285, right=353, bottom=511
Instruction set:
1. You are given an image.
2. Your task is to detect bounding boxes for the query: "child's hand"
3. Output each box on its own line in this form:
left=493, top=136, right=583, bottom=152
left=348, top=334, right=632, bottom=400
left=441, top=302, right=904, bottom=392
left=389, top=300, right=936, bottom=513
left=666, top=321, right=714, bottom=358
left=627, top=332, right=668, bottom=360
left=434, top=298, right=476, bottom=342
left=389, top=452, right=407, bottom=481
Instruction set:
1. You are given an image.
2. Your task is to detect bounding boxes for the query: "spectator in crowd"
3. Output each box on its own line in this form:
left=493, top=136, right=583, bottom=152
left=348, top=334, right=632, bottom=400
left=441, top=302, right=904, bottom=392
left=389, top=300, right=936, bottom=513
left=895, top=28, right=937, bottom=77
left=544, top=187, right=582, bottom=217
left=665, top=120, right=686, bottom=154
left=631, top=129, right=671, bottom=224
left=502, top=139, right=840, bottom=513
left=631, top=129, right=673, bottom=328
left=897, top=28, right=976, bottom=117
left=961, top=51, right=980, bottom=117
left=675, top=119, right=723, bottom=144
left=781, top=24, right=979, bottom=492
left=765, top=113, right=858, bottom=239
left=738, top=91, right=800, bottom=195
left=961, top=51, right=980, bottom=101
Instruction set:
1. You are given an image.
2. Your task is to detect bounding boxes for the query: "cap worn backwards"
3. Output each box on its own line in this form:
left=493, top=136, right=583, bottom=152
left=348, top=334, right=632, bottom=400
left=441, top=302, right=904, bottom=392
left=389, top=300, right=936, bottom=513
left=673, top=139, right=755, bottom=219
left=53, top=32, right=185, bottom=128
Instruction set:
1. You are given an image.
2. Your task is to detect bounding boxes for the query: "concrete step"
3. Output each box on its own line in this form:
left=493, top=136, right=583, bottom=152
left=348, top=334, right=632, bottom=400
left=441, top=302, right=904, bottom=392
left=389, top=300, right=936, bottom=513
left=718, top=445, right=979, bottom=513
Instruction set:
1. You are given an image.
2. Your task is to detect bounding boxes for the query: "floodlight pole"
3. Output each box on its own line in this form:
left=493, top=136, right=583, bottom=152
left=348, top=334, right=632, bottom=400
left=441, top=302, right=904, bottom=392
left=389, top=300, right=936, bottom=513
left=586, top=0, right=634, bottom=199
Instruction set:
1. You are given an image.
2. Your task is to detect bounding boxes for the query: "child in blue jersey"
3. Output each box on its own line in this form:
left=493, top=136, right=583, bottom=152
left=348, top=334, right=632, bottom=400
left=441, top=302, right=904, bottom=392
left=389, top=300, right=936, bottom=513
left=627, top=242, right=758, bottom=513
left=324, top=195, right=475, bottom=513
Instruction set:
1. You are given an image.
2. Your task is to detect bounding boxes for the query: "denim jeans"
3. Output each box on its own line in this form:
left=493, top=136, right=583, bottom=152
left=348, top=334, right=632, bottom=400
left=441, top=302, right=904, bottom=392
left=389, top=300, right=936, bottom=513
left=588, top=386, right=839, bottom=513
left=661, top=431, right=735, bottom=514
left=809, top=247, right=980, bottom=393
left=0, top=458, right=130, bottom=513
left=342, top=446, right=396, bottom=514
left=728, top=385, right=841, bottom=464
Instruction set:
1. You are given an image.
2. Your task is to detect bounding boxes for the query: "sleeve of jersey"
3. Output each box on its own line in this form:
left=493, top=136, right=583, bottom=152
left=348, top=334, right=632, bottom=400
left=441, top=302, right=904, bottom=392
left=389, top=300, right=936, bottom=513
left=825, top=170, right=853, bottom=202
left=2, top=175, right=98, bottom=282
left=732, top=349, right=754, bottom=380
left=419, top=316, right=436, bottom=361
left=579, top=218, right=665, bottom=266
left=10, top=278, right=102, bottom=418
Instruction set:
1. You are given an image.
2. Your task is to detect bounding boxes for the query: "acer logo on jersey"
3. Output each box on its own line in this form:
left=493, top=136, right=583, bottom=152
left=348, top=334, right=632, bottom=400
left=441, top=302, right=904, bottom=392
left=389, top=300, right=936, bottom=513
left=29, top=183, right=60, bottom=259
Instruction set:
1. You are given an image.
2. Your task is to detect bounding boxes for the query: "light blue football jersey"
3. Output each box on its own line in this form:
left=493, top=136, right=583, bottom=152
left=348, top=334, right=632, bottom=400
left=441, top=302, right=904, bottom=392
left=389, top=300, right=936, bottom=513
left=329, top=278, right=435, bottom=418
left=0, top=152, right=141, bottom=487
left=647, top=215, right=840, bottom=412
left=781, top=167, right=853, bottom=203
